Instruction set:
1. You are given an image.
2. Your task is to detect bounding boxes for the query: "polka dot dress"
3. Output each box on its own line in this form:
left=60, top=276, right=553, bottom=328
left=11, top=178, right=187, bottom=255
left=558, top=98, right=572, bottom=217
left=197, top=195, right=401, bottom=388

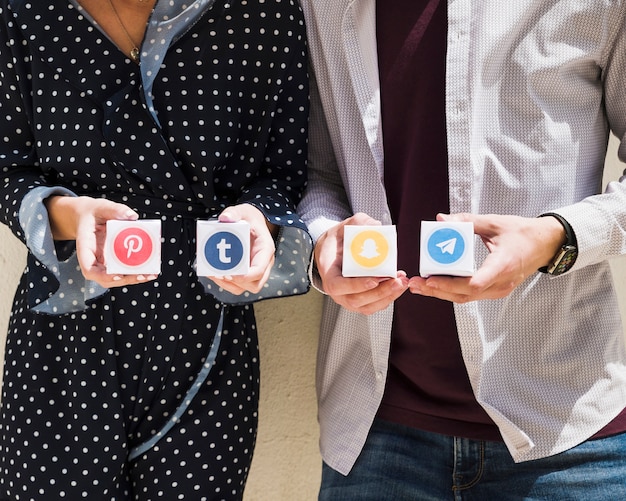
left=0, top=0, right=311, bottom=499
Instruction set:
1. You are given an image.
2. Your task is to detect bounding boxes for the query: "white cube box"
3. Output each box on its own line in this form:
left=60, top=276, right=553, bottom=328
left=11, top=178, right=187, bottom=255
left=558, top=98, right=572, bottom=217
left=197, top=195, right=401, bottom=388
left=419, top=221, right=474, bottom=277
left=196, top=220, right=250, bottom=277
left=105, top=219, right=162, bottom=275
left=342, top=225, right=397, bottom=278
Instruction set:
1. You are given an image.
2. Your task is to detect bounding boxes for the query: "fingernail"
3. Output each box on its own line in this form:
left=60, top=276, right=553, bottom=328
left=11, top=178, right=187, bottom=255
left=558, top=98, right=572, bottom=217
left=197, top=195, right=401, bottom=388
left=218, top=212, right=235, bottom=222
left=425, top=280, right=437, bottom=290
left=392, top=279, right=407, bottom=291
left=112, top=275, right=122, bottom=281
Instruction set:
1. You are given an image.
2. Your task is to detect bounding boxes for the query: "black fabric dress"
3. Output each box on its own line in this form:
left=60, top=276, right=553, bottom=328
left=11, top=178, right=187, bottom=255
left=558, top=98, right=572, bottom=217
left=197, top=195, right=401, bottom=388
left=0, top=0, right=311, bottom=499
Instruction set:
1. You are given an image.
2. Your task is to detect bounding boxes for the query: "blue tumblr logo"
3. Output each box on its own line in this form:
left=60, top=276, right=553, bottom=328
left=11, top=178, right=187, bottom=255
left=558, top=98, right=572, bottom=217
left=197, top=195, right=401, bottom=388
left=204, top=231, right=245, bottom=271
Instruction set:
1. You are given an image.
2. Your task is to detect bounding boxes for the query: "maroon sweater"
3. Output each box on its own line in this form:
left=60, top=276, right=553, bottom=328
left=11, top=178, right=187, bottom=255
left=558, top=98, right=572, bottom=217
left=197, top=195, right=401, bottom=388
left=375, top=0, right=626, bottom=440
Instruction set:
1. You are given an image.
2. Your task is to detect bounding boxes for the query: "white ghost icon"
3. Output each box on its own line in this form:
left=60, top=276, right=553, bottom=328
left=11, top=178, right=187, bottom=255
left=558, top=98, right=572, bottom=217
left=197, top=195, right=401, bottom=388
left=359, top=238, right=380, bottom=259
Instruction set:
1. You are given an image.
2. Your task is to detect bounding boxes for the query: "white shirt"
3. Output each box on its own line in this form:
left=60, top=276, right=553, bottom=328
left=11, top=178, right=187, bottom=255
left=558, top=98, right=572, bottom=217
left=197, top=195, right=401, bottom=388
left=299, top=0, right=626, bottom=475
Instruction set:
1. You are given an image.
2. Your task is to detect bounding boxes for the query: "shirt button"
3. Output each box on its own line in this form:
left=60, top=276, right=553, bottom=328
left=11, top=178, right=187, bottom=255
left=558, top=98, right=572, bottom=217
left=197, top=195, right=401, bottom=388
left=376, top=371, right=384, bottom=382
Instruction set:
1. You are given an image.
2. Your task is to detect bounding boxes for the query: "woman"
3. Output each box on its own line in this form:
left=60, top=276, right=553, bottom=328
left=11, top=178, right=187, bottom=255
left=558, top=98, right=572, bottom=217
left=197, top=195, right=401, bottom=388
left=0, top=0, right=311, bottom=499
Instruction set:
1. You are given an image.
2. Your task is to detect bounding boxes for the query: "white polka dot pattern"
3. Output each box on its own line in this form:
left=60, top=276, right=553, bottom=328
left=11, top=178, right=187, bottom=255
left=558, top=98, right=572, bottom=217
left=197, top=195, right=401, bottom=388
left=0, top=0, right=312, bottom=498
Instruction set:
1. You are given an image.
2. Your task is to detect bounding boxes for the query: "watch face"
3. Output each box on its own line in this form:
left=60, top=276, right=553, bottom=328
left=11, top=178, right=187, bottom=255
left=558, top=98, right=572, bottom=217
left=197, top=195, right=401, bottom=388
left=548, top=246, right=578, bottom=276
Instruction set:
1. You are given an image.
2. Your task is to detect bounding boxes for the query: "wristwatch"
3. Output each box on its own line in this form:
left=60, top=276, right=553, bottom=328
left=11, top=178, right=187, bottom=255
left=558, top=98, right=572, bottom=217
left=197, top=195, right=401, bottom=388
left=538, top=213, right=578, bottom=276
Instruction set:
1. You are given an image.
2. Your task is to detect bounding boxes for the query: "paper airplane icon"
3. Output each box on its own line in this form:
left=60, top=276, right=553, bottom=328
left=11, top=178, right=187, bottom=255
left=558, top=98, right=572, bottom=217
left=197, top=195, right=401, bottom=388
left=436, top=238, right=457, bottom=255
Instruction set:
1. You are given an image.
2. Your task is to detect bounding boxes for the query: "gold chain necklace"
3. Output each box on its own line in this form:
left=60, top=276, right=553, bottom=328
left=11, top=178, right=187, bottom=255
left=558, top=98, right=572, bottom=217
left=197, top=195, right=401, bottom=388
left=106, top=0, right=141, bottom=63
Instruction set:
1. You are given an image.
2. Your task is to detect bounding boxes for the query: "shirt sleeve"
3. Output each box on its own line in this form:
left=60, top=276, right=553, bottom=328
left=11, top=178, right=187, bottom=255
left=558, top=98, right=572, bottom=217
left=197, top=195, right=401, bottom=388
left=553, top=6, right=626, bottom=273
left=296, top=67, right=354, bottom=244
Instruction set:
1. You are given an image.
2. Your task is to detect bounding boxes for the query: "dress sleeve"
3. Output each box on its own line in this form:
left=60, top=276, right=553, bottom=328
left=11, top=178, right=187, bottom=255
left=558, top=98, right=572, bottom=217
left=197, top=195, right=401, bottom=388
left=200, top=3, right=313, bottom=304
left=18, top=187, right=109, bottom=314
left=0, top=13, right=107, bottom=314
left=0, top=7, right=43, bottom=244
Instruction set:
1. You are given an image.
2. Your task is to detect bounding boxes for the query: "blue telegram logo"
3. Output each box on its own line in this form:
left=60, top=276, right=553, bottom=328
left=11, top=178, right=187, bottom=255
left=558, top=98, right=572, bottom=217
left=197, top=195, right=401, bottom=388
left=427, top=228, right=465, bottom=265
left=204, top=231, right=245, bottom=271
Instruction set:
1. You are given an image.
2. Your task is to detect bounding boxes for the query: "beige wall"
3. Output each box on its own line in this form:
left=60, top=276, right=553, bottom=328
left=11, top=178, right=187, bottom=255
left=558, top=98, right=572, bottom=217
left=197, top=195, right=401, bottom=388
left=1, top=136, right=626, bottom=499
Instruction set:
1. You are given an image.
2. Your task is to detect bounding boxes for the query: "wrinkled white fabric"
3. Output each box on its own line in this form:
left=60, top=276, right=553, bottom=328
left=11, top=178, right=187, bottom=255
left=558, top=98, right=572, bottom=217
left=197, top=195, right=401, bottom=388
left=299, top=0, right=626, bottom=475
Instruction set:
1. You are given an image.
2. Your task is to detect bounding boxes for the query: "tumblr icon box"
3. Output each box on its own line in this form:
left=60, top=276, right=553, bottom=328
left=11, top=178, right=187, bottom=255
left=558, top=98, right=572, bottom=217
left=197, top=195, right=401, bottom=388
left=419, top=221, right=474, bottom=277
left=196, top=220, right=250, bottom=276
left=342, top=225, right=397, bottom=278
left=105, top=219, right=162, bottom=275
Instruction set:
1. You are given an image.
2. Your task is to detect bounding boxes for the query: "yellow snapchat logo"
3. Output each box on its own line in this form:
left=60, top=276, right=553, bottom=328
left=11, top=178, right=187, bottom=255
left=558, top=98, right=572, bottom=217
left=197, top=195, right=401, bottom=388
left=350, top=229, right=390, bottom=268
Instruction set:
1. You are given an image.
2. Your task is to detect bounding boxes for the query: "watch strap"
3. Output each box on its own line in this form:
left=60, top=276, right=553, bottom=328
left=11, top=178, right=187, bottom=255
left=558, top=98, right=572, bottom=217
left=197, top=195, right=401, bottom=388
left=538, top=213, right=577, bottom=274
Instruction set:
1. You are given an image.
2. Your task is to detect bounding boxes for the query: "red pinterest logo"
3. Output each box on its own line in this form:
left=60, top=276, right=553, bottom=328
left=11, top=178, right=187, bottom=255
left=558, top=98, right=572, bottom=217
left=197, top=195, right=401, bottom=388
left=112, top=227, right=153, bottom=267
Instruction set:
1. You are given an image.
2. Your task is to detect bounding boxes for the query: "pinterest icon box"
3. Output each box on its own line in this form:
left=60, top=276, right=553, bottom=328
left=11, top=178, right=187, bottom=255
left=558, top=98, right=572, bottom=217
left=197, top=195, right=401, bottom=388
left=196, top=220, right=250, bottom=277
left=104, top=220, right=162, bottom=275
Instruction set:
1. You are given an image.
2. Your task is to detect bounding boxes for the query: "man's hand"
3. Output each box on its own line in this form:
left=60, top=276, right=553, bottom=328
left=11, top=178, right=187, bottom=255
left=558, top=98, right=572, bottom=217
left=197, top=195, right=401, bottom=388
left=409, top=213, right=566, bottom=303
left=315, top=212, right=409, bottom=315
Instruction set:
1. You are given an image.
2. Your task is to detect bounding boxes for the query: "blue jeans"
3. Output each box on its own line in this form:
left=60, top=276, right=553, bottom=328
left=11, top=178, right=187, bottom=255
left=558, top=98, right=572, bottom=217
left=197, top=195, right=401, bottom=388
left=319, top=419, right=626, bottom=500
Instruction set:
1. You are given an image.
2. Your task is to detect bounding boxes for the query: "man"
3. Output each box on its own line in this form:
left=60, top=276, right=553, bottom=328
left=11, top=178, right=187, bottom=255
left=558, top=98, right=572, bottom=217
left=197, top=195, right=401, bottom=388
left=298, top=0, right=626, bottom=498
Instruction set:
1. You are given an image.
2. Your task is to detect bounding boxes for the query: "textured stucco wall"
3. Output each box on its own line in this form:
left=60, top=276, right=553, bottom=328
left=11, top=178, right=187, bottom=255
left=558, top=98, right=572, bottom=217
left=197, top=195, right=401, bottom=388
left=244, top=292, right=322, bottom=500
left=1, top=136, right=625, bottom=499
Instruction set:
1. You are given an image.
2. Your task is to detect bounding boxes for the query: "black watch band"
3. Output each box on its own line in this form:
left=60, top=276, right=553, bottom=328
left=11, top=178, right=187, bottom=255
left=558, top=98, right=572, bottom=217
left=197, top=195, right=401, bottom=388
left=538, top=213, right=578, bottom=275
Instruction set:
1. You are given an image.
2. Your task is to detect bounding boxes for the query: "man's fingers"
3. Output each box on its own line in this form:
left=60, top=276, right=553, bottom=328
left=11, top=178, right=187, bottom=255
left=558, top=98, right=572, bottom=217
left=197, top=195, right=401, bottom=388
left=335, top=276, right=409, bottom=314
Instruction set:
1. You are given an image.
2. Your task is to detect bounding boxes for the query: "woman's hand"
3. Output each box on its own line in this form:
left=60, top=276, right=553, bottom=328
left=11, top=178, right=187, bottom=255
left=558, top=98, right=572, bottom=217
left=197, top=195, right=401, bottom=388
left=205, top=203, right=277, bottom=295
left=44, top=195, right=157, bottom=288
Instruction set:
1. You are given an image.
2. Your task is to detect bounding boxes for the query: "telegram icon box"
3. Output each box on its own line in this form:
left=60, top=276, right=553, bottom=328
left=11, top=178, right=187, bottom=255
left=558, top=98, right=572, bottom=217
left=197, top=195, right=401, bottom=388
left=419, top=221, right=474, bottom=277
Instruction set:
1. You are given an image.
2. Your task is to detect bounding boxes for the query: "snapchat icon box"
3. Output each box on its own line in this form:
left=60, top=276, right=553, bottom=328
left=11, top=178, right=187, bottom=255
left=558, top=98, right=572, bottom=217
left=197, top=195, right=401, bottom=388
left=342, top=225, right=397, bottom=278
